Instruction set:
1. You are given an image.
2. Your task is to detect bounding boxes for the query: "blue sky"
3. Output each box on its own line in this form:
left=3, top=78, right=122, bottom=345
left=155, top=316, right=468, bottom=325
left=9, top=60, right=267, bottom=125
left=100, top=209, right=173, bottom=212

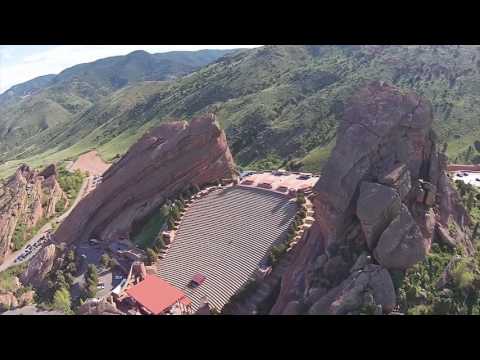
left=0, top=45, right=261, bottom=94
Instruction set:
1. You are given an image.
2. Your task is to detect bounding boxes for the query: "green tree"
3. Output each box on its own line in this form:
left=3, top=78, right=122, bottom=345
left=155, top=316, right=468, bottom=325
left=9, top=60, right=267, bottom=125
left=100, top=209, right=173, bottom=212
left=66, top=250, right=76, bottom=263
left=160, top=204, right=170, bottom=218
left=467, top=191, right=475, bottom=211
left=153, top=235, right=165, bottom=252
left=85, top=264, right=98, bottom=287
left=146, top=248, right=157, bottom=265
left=86, top=283, right=97, bottom=299
left=52, top=287, right=71, bottom=314
left=109, top=257, right=119, bottom=270
left=167, top=217, right=176, bottom=230
left=473, top=222, right=479, bottom=240
left=65, top=262, right=77, bottom=275
left=100, top=254, right=111, bottom=268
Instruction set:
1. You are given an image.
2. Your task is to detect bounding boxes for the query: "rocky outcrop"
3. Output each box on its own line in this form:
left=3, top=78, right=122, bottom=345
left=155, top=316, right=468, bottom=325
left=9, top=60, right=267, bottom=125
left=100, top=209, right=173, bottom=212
left=77, top=298, right=125, bottom=315
left=21, top=244, right=57, bottom=287
left=271, top=82, right=473, bottom=314
left=0, top=164, right=67, bottom=263
left=18, top=290, right=35, bottom=307
left=373, top=204, right=427, bottom=269
left=0, top=292, right=18, bottom=311
left=308, top=264, right=395, bottom=315
left=54, top=114, right=236, bottom=246
left=357, top=182, right=401, bottom=250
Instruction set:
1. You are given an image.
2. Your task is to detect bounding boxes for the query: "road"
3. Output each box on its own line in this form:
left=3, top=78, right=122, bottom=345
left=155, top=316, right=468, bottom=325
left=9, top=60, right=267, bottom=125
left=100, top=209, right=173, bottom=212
left=0, top=175, right=92, bottom=273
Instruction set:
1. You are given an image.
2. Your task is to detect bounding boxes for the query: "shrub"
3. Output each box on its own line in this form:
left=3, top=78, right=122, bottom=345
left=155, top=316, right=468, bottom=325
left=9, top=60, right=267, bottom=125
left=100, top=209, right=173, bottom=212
left=55, top=198, right=66, bottom=213
left=100, top=254, right=111, bottom=268
left=109, top=258, right=119, bottom=270
left=268, top=243, right=288, bottom=266
left=407, top=304, right=433, bottom=315
left=452, top=260, right=476, bottom=290
left=153, top=235, right=165, bottom=252
left=160, top=204, right=170, bottom=217
left=52, top=287, right=71, bottom=314
left=146, top=248, right=157, bottom=265
left=85, top=264, right=98, bottom=287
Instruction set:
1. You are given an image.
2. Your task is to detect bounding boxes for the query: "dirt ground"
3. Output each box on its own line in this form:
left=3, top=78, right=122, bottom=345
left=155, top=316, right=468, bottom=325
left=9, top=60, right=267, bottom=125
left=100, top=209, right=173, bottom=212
left=69, top=150, right=111, bottom=176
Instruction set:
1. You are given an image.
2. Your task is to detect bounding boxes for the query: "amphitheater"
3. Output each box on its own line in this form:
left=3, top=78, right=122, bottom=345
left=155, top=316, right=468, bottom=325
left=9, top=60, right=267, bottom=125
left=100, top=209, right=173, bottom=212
left=155, top=186, right=298, bottom=312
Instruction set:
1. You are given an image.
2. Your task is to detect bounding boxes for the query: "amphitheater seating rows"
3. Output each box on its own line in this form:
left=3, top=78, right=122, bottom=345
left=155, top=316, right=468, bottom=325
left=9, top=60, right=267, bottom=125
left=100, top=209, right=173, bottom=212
left=156, top=186, right=297, bottom=312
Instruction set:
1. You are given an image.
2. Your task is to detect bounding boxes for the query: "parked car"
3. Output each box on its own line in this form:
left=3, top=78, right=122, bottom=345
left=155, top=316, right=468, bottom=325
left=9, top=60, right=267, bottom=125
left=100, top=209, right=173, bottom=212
left=297, top=175, right=311, bottom=180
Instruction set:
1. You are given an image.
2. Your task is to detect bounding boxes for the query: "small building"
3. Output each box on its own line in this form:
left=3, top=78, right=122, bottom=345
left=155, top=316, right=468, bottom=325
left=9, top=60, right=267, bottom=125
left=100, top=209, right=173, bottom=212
left=272, top=169, right=289, bottom=176
left=240, top=179, right=254, bottom=186
left=257, top=182, right=273, bottom=189
left=126, top=275, right=192, bottom=315
left=162, top=231, right=173, bottom=245
left=189, top=273, right=206, bottom=288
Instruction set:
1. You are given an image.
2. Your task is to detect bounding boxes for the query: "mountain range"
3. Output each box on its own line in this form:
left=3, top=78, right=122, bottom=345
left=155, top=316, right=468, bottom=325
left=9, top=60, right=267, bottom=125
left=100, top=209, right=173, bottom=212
left=2, top=45, right=480, bottom=178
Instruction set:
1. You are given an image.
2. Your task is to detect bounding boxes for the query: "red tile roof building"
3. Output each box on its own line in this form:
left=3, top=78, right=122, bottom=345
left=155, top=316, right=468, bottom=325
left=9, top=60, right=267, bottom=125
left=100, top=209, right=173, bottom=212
left=126, top=275, right=192, bottom=315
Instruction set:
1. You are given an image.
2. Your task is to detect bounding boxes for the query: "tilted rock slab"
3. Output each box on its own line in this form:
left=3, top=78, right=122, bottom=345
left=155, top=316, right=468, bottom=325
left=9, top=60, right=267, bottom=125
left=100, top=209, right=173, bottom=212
left=308, top=264, right=396, bottom=315
left=357, top=181, right=401, bottom=250
left=54, top=114, right=236, bottom=246
left=21, top=244, right=57, bottom=288
left=373, top=204, right=427, bottom=270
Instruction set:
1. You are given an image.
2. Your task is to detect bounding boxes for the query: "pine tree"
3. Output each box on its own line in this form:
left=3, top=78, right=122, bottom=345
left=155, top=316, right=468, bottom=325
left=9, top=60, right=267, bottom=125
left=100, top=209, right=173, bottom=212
left=467, top=191, right=475, bottom=211
left=473, top=222, right=479, bottom=241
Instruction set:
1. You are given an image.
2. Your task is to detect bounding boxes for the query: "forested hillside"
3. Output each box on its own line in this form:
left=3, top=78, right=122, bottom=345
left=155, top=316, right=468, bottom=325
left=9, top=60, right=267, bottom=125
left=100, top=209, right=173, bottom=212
left=2, top=45, right=480, bottom=177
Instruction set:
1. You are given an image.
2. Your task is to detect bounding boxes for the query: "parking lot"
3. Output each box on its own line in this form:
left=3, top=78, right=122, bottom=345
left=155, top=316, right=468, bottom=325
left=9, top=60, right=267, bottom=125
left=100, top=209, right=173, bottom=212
left=13, top=230, right=52, bottom=264
left=452, top=171, right=480, bottom=186
left=70, top=239, right=125, bottom=300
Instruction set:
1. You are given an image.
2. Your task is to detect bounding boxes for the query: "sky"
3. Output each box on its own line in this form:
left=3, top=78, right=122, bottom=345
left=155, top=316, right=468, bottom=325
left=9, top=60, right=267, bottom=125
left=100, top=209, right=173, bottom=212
left=0, top=45, right=261, bottom=94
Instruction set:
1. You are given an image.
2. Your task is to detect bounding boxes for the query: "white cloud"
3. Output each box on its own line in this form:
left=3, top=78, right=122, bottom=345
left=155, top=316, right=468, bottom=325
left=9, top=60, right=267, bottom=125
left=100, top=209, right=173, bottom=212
left=0, top=45, right=261, bottom=93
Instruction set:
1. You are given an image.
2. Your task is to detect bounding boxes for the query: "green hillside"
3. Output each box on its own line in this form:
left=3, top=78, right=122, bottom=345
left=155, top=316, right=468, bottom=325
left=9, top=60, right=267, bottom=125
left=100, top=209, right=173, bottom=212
left=0, top=48, right=236, bottom=172
left=2, top=45, right=480, bottom=178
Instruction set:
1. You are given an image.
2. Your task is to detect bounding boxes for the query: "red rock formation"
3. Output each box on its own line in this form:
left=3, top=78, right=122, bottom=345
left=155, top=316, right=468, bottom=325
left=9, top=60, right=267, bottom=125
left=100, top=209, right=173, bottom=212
left=54, top=114, right=236, bottom=245
left=271, top=82, right=473, bottom=315
left=0, top=164, right=67, bottom=263
left=21, top=244, right=57, bottom=287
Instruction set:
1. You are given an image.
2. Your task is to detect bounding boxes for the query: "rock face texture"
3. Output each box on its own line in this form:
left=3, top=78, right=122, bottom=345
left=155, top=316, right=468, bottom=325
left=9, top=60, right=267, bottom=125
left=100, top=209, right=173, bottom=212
left=0, top=164, right=67, bottom=263
left=21, top=244, right=57, bottom=287
left=271, top=82, right=473, bottom=314
left=77, top=298, right=125, bottom=315
left=0, top=292, right=18, bottom=311
left=54, top=114, right=236, bottom=245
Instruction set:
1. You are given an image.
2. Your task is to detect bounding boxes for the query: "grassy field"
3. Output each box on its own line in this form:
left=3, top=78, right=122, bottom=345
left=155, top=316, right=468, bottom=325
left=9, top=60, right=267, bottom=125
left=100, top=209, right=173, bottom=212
left=300, top=140, right=336, bottom=173
left=131, top=210, right=166, bottom=250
